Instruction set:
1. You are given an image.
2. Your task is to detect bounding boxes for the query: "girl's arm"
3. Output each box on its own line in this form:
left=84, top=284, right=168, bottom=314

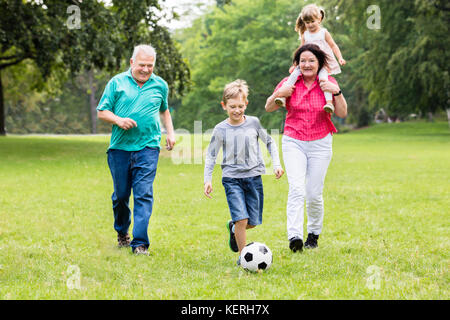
left=325, top=30, right=346, bottom=66
left=300, top=33, right=305, bottom=46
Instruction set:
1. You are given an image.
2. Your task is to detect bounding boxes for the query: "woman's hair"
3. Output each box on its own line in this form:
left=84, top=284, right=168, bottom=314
left=222, top=79, right=249, bottom=104
left=293, top=43, right=330, bottom=72
left=295, top=4, right=325, bottom=35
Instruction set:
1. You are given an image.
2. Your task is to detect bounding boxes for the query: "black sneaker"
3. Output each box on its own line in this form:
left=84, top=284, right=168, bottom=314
left=304, top=233, right=319, bottom=249
left=289, top=237, right=303, bottom=252
left=117, top=233, right=131, bottom=248
left=227, top=220, right=239, bottom=252
left=133, top=245, right=149, bottom=256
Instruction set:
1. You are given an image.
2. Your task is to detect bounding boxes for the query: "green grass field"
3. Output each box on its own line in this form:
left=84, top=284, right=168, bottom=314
left=0, top=121, right=448, bottom=299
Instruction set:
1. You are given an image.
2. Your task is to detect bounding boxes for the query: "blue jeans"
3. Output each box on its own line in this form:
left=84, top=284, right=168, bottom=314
left=107, top=147, right=159, bottom=250
left=222, top=176, right=264, bottom=226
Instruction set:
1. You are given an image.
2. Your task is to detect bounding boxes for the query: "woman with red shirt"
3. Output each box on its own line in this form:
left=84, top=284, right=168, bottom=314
left=265, top=44, right=347, bottom=252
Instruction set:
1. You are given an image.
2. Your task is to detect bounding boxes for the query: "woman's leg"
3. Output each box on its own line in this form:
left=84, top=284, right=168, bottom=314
left=305, top=134, right=333, bottom=237
left=282, top=136, right=308, bottom=241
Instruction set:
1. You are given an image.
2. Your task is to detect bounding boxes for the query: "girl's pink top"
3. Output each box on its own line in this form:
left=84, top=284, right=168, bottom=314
left=274, top=75, right=338, bottom=141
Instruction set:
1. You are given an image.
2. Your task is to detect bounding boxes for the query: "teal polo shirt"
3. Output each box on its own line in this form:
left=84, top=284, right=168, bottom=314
left=97, top=69, right=169, bottom=151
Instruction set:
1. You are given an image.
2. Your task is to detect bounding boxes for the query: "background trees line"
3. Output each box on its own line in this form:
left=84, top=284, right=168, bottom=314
left=1, top=0, right=448, bottom=134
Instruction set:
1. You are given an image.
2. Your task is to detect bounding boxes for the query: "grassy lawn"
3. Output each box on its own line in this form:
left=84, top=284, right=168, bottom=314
left=0, top=121, right=448, bottom=299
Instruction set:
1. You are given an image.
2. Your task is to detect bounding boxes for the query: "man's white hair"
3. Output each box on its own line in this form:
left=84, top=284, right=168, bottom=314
left=131, top=44, right=157, bottom=62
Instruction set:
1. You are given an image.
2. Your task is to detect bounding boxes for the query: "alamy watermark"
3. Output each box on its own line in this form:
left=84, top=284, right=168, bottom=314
left=366, top=265, right=381, bottom=290
left=169, top=121, right=281, bottom=171
left=366, top=5, right=381, bottom=30
left=66, top=264, right=81, bottom=290
left=66, top=5, right=81, bottom=30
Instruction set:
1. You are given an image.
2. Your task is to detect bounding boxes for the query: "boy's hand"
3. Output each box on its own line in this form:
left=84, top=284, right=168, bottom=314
left=204, top=182, right=213, bottom=198
left=274, top=168, right=284, bottom=179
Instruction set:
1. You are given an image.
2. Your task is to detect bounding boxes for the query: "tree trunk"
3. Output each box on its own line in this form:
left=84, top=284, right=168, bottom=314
left=88, top=69, right=97, bottom=134
left=0, top=69, right=5, bottom=136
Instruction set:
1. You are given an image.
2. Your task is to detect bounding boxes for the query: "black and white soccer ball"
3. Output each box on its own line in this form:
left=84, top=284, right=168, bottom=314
left=240, top=242, right=273, bottom=272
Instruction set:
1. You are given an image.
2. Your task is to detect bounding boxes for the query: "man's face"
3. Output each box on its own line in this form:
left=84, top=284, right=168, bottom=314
left=130, top=52, right=155, bottom=84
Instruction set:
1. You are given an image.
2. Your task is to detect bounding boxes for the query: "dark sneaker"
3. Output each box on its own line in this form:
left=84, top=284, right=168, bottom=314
left=117, top=233, right=131, bottom=248
left=227, top=220, right=239, bottom=253
left=304, top=233, right=319, bottom=249
left=133, top=245, right=149, bottom=256
left=289, top=237, right=303, bottom=252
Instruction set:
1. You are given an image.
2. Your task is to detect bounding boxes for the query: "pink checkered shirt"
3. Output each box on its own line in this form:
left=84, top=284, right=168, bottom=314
left=274, top=75, right=338, bottom=141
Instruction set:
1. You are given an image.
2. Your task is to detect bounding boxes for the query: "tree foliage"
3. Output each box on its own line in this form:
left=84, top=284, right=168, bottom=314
left=0, top=0, right=190, bottom=135
left=173, top=0, right=449, bottom=130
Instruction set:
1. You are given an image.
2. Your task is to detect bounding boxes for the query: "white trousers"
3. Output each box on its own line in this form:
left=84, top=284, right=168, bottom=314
left=286, top=66, right=332, bottom=101
left=281, top=134, right=333, bottom=240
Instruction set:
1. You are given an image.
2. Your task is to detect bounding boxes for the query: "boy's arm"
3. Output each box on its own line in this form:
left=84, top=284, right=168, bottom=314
left=325, top=30, right=346, bottom=65
left=204, top=128, right=222, bottom=197
left=255, top=120, right=282, bottom=171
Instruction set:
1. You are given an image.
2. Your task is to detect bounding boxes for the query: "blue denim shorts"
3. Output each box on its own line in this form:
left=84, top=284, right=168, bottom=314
left=222, top=176, right=264, bottom=226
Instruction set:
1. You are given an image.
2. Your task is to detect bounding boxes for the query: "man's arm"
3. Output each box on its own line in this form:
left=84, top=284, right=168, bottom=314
left=160, top=109, right=175, bottom=151
left=97, top=110, right=137, bottom=130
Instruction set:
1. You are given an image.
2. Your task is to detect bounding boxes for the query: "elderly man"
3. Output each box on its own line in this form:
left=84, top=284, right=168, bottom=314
left=97, top=44, right=175, bottom=255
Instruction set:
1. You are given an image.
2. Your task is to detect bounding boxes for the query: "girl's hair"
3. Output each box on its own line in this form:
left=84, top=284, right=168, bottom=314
left=295, top=4, right=325, bottom=35
left=222, top=79, right=249, bottom=104
left=293, top=43, right=330, bottom=72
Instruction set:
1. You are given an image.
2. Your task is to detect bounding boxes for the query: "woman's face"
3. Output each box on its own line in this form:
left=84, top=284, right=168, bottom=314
left=299, top=51, right=319, bottom=79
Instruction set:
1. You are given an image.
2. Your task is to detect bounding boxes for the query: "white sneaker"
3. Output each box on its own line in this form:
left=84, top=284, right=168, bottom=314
left=323, top=103, right=334, bottom=113
left=275, top=97, right=286, bottom=107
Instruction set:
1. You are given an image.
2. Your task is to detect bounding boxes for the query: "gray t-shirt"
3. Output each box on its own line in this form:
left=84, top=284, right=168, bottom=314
left=204, top=116, right=281, bottom=183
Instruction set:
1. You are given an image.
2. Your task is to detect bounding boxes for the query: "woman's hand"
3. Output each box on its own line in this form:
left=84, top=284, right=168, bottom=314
left=277, top=83, right=296, bottom=98
left=319, top=80, right=340, bottom=95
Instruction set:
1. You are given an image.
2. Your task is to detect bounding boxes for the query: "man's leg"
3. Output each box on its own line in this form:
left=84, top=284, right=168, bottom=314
left=130, top=147, right=159, bottom=251
left=107, top=149, right=132, bottom=237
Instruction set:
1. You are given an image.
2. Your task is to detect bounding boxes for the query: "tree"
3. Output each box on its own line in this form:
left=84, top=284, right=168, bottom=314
left=0, top=0, right=190, bottom=135
left=173, top=0, right=302, bottom=131
left=328, top=0, right=449, bottom=120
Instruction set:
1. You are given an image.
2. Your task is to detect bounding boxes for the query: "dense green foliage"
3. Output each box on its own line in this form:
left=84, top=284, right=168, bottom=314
left=1, top=0, right=448, bottom=133
left=172, top=0, right=449, bottom=130
left=0, top=0, right=190, bottom=134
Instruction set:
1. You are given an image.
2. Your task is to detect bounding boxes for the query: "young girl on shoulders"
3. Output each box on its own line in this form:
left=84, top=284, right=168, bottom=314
left=275, top=4, right=346, bottom=114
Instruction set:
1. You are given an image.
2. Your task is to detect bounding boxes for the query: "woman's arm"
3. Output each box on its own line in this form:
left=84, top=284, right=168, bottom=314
left=265, top=84, right=295, bottom=112
left=319, top=80, right=347, bottom=118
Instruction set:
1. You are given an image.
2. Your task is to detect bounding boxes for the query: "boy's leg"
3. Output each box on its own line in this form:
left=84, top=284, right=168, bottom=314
left=107, top=149, right=132, bottom=238
left=275, top=66, right=301, bottom=107
left=130, top=147, right=160, bottom=252
left=234, top=219, right=249, bottom=253
left=222, top=177, right=248, bottom=253
left=318, top=68, right=334, bottom=113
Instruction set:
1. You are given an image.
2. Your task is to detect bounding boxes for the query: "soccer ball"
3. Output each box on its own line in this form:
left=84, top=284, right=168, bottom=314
left=240, top=242, right=272, bottom=272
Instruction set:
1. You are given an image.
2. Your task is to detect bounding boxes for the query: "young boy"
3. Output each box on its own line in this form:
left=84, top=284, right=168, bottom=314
left=203, top=79, right=284, bottom=265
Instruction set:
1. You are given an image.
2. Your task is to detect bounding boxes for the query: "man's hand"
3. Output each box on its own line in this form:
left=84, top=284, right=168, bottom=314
left=115, top=117, right=137, bottom=130
left=166, top=132, right=176, bottom=151
left=274, top=168, right=284, bottom=179
left=204, top=182, right=213, bottom=198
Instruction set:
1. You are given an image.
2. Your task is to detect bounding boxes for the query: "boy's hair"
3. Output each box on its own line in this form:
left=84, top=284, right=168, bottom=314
left=222, top=79, right=249, bottom=104
left=295, top=4, right=325, bottom=36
